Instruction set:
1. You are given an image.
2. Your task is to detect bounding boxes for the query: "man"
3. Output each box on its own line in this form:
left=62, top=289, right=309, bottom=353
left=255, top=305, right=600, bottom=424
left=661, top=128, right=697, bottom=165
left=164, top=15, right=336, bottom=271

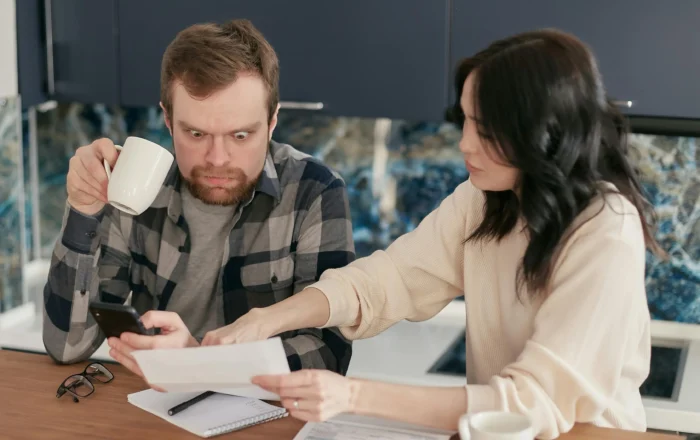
left=43, top=19, right=355, bottom=376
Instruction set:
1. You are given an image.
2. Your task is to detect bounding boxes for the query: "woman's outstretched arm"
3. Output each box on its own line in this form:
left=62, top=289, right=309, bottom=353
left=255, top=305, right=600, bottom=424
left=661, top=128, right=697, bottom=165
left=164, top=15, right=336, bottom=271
left=204, top=180, right=481, bottom=346
left=254, top=369, right=468, bottom=431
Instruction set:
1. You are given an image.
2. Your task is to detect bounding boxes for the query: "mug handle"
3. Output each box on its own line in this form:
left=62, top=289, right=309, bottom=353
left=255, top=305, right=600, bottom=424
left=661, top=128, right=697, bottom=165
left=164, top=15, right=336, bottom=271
left=103, top=144, right=123, bottom=180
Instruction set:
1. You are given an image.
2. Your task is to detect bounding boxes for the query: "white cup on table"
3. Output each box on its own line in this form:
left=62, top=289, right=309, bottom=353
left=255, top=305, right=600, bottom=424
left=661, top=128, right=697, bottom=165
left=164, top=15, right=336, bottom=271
left=103, top=136, right=174, bottom=216
left=459, top=411, right=534, bottom=440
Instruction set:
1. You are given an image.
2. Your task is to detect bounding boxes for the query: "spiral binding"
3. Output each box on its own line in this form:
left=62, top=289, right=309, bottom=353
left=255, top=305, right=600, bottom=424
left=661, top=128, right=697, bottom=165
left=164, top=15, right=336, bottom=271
left=203, top=408, right=288, bottom=437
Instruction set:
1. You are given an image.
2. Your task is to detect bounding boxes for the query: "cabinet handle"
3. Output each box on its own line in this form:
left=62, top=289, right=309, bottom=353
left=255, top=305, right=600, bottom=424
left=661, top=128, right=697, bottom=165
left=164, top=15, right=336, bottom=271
left=612, top=100, right=634, bottom=109
left=279, top=101, right=324, bottom=111
left=44, top=0, right=55, bottom=95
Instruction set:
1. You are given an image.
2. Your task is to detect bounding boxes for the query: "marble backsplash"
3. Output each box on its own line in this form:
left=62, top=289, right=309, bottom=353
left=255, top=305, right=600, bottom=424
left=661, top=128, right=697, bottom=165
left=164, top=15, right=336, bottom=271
left=8, top=103, right=700, bottom=324
left=0, top=96, right=24, bottom=313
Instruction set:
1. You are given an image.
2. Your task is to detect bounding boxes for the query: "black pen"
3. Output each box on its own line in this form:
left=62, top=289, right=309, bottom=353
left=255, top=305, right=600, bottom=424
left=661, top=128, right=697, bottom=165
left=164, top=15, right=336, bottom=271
left=168, top=391, right=216, bottom=416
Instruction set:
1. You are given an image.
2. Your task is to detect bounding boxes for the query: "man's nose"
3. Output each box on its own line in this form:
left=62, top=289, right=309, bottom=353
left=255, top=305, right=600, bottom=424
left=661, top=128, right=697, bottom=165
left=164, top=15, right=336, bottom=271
left=205, top=136, right=229, bottom=167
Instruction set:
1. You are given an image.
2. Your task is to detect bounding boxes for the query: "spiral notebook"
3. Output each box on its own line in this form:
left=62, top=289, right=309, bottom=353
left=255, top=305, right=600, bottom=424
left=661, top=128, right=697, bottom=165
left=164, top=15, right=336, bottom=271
left=128, top=389, right=288, bottom=438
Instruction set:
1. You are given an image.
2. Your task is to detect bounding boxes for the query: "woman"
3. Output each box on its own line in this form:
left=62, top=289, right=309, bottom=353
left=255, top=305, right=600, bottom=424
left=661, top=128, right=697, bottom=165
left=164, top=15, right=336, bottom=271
left=109, top=29, right=661, bottom=439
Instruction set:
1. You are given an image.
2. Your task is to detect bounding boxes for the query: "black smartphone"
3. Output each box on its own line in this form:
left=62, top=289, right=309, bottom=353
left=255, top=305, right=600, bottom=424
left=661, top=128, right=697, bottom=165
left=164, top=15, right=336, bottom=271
left=89, top=303, right=154, bottom=339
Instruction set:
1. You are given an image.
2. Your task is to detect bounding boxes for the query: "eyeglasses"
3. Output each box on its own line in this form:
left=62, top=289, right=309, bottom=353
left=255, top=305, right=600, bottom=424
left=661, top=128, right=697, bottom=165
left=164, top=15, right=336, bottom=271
left=56, top=362, right=114, bottom=402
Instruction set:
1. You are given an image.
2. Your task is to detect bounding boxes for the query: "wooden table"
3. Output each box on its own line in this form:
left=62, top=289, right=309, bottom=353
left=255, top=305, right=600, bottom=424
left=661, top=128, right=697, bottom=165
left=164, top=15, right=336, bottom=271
left=0, top=350, right=685, bottom=439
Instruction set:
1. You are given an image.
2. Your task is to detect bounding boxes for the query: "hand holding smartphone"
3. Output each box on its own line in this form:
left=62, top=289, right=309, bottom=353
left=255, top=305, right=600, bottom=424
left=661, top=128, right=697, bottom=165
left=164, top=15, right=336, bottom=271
left=89, top=303, right=155, bottom=339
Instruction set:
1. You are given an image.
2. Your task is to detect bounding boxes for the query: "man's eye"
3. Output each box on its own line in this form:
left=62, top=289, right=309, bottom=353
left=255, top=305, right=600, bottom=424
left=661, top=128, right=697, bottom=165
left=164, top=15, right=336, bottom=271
left=234, top=132, right=249, bottom=140
left=189, top=130, right=204, bottom=139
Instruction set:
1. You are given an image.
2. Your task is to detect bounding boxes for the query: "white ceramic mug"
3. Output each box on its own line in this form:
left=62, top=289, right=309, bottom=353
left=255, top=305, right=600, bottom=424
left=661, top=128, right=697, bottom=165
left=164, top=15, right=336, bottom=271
left=459, top=411, right=534, bottom=440
left=103, top=136, right=174, bottom=215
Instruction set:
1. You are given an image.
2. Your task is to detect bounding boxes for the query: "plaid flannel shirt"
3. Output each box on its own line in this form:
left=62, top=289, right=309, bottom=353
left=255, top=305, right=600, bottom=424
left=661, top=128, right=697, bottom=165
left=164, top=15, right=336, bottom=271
left=43, top=141, right=355, bottom=374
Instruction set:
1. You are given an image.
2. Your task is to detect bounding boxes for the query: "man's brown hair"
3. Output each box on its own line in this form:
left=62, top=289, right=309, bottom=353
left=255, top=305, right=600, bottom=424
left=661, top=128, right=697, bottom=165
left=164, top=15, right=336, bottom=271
left=160, top=19, right=280, bottom=123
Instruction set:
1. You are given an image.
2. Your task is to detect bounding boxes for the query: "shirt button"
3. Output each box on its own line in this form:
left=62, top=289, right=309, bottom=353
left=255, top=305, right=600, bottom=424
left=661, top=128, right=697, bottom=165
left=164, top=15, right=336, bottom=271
left=86, top=231, right=96, bottom=238
left=271, top=275, right=278, bottom=284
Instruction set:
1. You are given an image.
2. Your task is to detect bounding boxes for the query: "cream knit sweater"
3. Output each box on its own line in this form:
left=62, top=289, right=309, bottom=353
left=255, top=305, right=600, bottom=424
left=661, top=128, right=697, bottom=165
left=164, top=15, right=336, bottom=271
left=313, top=179, right=651, bottom=439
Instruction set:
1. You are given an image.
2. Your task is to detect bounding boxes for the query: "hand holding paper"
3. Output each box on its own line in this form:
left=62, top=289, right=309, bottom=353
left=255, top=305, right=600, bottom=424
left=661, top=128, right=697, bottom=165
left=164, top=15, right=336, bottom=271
left=108, top=310, right=199, bottom=382
left=253, top=369, right=356, bottom=422
left=131, top=337, right=290, bottom=400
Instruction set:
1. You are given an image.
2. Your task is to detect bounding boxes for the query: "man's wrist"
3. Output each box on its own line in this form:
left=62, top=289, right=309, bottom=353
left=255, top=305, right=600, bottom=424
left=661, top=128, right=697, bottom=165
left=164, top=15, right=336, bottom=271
left=67, top=199, right=106, bottom=217
left=61, top=205, right=105, bottom=254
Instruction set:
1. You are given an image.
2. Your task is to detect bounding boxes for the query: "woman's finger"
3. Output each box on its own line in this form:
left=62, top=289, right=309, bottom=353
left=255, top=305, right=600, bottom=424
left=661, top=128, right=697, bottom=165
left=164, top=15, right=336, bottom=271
left=288, top=410, right=313, bottom=421
left=288, top=409, right=323, bottom=422
left=277, top=386, right=321, bottom=401
left=281, top=398, right=320, bottom=421
left=201, top=331, right=221, bottom=346
left=281, top=398, right=320, bottom=413
left=253, top=370, right=315, bottom=390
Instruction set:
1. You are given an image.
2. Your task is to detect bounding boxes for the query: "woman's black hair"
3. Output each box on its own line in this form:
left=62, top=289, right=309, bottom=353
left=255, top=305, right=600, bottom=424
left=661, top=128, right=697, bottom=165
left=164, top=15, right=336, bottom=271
left=451, top=29, right=664, bottom=299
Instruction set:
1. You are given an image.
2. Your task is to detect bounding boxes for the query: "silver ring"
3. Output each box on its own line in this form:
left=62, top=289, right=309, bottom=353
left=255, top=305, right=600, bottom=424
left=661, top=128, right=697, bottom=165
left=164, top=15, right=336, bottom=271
left=293, top=399, right=299, bottom=409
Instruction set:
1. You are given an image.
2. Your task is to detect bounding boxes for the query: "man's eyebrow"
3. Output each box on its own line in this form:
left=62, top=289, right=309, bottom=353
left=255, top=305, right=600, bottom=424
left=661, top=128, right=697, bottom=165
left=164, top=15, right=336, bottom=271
left=175, top=120, right=263, bottom=133
left=175, top=120, right=206, bottom=132
left=230, top=121, right=262, bottom=133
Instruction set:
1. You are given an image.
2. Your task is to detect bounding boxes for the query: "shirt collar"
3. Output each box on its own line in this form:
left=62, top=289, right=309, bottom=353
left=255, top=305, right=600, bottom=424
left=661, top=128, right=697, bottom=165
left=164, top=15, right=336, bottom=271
left=255, top=148, right=281, bottom=202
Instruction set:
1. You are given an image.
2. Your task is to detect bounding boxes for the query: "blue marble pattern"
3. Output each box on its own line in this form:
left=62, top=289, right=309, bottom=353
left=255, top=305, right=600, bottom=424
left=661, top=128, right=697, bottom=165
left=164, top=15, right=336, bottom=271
left=20, top=103, right=700, bottom=324
left=629, top=134, right=700, bottom=323
left=0, top=96, right=24, bottom=313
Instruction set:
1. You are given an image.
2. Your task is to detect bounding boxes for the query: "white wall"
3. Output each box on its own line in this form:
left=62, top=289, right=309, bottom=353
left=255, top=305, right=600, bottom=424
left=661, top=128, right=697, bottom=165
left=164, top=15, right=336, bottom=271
left=0, top=0, right=18, bottom=98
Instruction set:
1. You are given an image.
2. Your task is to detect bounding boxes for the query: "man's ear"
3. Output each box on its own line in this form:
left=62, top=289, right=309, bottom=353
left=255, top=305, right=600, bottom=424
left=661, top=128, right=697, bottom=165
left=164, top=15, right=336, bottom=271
left=268, top=103, right=281, bottom=140
left=160, top=102, right=173, bottom=136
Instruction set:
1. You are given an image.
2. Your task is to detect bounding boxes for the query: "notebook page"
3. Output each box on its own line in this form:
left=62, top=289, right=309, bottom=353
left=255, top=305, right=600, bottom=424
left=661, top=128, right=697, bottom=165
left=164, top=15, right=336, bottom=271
left=128, top=389, right=285, bottom=437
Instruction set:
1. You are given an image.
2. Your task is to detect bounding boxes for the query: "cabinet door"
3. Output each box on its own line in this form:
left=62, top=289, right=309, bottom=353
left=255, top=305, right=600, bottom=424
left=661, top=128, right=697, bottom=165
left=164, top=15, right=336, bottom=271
left=450, top=0, right=700, bottom=119
left=50, top=0, right=119, bottom=104
left=118, top=0, right=450, bottom=122
left=15, top=0, right=47, bottom=108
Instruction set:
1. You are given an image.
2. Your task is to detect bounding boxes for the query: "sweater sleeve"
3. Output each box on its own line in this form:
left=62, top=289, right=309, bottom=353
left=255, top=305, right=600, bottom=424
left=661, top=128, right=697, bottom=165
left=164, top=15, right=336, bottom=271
left=465, top=198, right=651, bottom=439
left=310, top=180, right=480, bottom=340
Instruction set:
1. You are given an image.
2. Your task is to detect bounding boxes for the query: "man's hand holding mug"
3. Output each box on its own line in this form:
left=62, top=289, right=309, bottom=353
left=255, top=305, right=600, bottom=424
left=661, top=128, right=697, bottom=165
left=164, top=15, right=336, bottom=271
left=67, top=137, right=174, bottom=217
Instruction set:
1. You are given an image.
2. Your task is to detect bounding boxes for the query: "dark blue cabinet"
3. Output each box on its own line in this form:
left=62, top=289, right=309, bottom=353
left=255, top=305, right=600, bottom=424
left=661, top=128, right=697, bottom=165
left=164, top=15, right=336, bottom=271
left=117, top=0, right=450, bottom=122
left=19, top=0, right=700, bottom=121
left=49, top=0, right=119, bottom=105
left=15, top=0, right=47, bottom=108
left=450, top=0, right=700, bottom=120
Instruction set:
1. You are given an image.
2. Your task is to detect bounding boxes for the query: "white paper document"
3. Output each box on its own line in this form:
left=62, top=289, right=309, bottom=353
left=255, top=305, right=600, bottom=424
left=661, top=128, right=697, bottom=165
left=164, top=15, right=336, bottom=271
left=131, top=337, right=290, bottom=400
left=293, top=415, right=454, bottom=440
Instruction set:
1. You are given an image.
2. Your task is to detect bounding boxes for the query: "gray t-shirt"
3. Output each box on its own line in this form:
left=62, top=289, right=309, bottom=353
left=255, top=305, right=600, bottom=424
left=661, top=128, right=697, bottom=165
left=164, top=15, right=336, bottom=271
left=165, top=186, right=237, bottom=338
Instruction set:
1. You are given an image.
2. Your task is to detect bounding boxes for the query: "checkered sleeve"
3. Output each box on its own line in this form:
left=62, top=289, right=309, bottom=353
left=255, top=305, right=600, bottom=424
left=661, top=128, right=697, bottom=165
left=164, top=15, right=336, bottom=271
left=282, top=176, right=356, bottom=375
left=42, top=204, right=132, bottom=364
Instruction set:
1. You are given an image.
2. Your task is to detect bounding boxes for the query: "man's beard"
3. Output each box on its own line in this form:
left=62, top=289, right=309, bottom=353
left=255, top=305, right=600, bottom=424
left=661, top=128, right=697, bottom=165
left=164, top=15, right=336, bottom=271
left=183, top=165, right=259, bottom=206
